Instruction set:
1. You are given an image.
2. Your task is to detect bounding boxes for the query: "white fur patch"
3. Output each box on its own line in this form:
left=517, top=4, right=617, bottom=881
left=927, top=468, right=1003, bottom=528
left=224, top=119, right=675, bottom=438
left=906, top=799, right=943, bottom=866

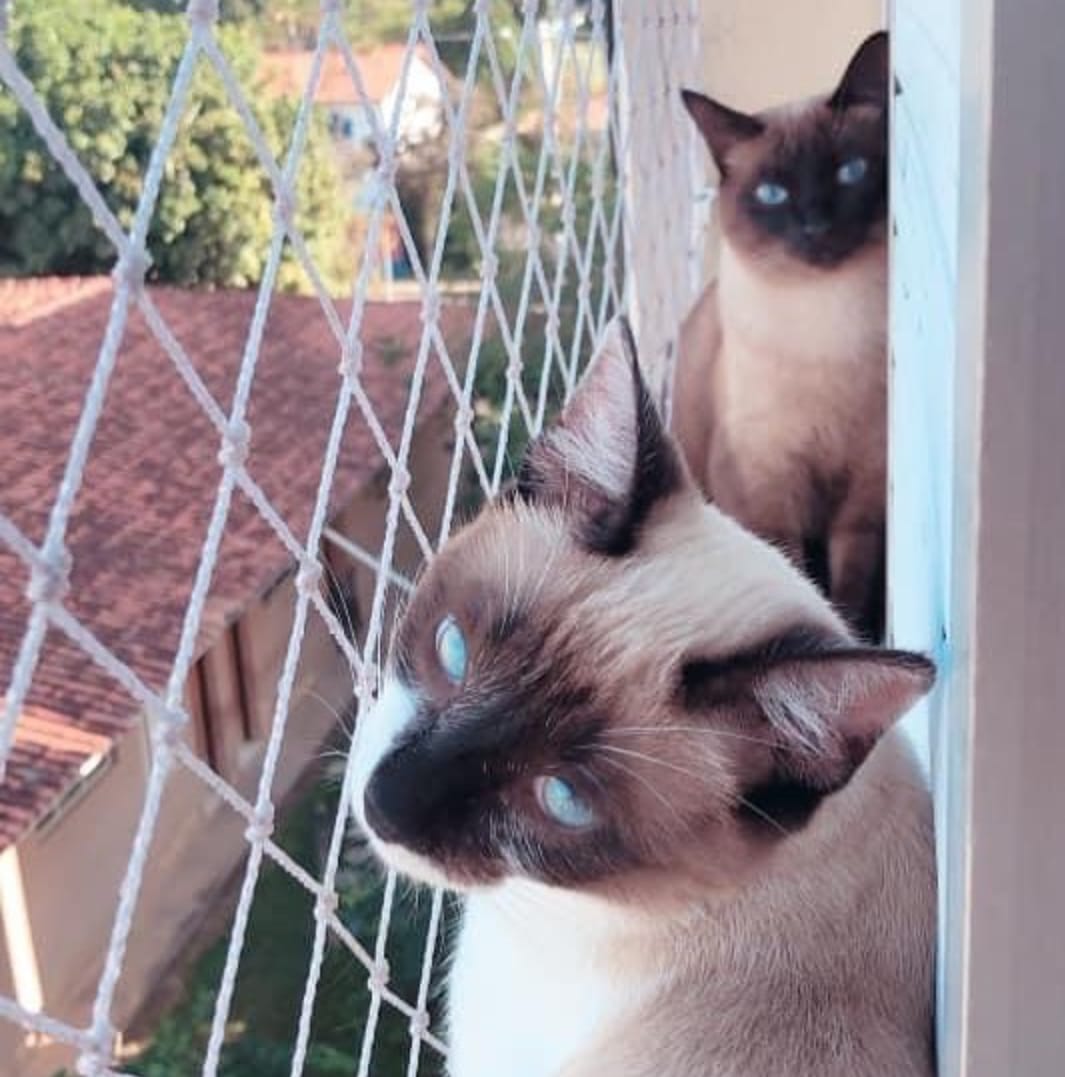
left=448, top=881, right=653, bottom=1077
left=349, top=677, right=418, bottom=816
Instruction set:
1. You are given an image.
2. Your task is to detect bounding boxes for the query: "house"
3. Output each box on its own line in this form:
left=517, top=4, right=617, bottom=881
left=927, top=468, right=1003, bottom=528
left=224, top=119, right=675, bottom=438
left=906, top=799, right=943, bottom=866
left=261, top=42, right=445, bottom=151
left=0, top=278, right=469, bottom=1076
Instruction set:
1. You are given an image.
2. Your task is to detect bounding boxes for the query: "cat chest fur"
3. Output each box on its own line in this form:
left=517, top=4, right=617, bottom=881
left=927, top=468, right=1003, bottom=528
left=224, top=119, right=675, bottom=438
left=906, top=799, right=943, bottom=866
left=710, top=245, right=887, bottom=527
left=447, top=885, right=653, bottom=1077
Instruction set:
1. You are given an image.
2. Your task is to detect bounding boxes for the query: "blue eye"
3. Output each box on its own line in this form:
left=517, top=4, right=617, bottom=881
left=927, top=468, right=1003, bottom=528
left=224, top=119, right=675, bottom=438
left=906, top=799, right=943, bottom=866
left=836, top=156, right=868, bottom=185
left=535, top=775, right=596, bottom=829
left=435, top=616, right=467, bottom=684
left=754, top=180, right=789, bottom=207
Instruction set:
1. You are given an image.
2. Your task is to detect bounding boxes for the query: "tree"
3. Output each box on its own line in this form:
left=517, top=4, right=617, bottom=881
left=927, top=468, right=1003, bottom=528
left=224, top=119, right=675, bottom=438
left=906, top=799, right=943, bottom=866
left=0, top=0, right=349, bottom=291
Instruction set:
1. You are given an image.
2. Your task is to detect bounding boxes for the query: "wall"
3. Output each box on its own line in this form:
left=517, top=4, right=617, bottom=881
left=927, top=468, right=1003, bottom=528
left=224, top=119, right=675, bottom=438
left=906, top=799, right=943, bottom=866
left=11, top=738, right=143, bottom=1076
left=941, top=0, right=1065, bottom=1071
left=889, top=0, right=961, bottom=1060
left=696, top=1, right=883, bottom=110
left=890, top=0, right=960, bottom=772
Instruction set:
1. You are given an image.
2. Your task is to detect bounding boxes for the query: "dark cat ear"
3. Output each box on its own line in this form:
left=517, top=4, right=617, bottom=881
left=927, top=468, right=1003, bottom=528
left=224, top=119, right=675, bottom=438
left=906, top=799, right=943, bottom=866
left=829, top=30, right=889, bottom=111
left=681, top=90, right=765, bottom=172
left=683, top=635, right=934, bottom=795
left=516, top=315, right=686, bottom=556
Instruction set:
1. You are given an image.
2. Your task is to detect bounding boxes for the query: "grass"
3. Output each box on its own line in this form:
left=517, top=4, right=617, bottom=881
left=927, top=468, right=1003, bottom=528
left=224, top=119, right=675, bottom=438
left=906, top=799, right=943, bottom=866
left=114, top=760, right=450, bottom=1077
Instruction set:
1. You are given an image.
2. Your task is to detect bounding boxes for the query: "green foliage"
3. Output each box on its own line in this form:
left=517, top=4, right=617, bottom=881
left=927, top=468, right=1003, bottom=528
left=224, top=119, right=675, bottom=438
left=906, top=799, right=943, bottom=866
left=444, top=134, right=620, bottom=508
left=0, top=0, right=348, bottom=290
left=110, top=766, right=446, bottom=1077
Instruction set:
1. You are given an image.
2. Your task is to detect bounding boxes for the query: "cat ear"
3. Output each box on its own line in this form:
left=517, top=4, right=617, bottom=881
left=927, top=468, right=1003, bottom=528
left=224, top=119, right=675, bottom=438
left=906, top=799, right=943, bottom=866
left=515, top=315, right=686, bottom=556
left=683, top=639, right=934, bottom=793
left=681, top=90, right=765, bottom=173
left=829, top=31, right=889, bottom=111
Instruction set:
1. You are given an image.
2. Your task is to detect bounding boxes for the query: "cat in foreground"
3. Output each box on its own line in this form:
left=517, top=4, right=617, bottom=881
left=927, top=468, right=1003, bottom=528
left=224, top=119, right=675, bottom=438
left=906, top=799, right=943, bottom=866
left=673, top=32, right=890, bottom=640
left=350, top=318, right=936, bottom=1077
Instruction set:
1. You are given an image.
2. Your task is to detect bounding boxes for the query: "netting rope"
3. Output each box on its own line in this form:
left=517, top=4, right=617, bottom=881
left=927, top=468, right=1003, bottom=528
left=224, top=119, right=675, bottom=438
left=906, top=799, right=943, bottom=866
left=0, top=2, right=702, bottom=1074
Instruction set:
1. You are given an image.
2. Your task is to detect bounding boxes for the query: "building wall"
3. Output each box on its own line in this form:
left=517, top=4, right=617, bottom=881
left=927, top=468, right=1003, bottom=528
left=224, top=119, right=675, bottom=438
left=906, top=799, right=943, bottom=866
left=9, top=737, right=143, bottom=1076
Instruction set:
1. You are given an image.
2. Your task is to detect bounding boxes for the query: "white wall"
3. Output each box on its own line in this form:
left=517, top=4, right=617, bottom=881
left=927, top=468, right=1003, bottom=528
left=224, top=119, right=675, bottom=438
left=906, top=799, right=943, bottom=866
left=889, top=0, right=960, bottom=771
left=889, top=0, right=961, bottom=1062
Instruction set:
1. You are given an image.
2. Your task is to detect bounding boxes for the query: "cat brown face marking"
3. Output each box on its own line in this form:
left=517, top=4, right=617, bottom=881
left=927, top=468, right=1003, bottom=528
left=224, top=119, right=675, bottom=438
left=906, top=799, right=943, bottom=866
left=683, top=31, right=888, bottom=273
left=354, top=318, right=934, bottom=902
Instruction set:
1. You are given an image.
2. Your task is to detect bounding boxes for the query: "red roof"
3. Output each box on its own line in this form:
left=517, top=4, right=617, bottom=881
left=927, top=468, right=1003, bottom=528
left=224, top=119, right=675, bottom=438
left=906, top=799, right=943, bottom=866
left=0, top=278, right=469, bottom=848
left=261, top=43, right=436, bottom=107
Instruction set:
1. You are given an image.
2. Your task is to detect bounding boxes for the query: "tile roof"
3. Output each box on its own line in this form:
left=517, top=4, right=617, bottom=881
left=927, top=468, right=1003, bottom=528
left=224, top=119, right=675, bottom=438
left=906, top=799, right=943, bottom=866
left=0, top=278, right=468, bottom=849
left=260, top=43, right=436, bottom=107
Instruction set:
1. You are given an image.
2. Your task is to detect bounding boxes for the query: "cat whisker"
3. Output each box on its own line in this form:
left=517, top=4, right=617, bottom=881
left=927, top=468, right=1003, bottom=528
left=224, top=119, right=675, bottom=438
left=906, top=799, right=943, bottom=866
left=597, top=753, right=688, bottom=829
left=309, top=689, right=356, bottom=742
left=597, top=743, right=712, bottom=783
left=608, top=726, right=781, bottom=749
left=734, top=795, right=790, bottom=837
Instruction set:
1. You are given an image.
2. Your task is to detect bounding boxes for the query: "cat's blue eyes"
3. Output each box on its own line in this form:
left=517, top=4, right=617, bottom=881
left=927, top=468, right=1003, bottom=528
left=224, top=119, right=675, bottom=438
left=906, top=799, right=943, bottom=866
left=754, top=180, right=790, bottom=207
left=535, top=776, right=596, bottom=829
left=435, top=616, right=467, bottom=684
left=836, top=156, right=868, bottom=186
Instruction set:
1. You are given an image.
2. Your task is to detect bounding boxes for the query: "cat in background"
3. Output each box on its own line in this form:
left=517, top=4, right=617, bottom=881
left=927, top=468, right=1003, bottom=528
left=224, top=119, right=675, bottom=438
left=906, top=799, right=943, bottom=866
left=350, top=317, right=936, bottom=1077
left=673, top=32, right=890, bottom=640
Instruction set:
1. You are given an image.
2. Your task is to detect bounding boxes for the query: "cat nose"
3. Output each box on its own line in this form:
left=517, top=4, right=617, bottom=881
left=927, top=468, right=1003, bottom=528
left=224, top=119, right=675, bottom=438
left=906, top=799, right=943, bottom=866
left=363, top=770, right=408, bottom=844
left=801, top=211, right=830, bottom=236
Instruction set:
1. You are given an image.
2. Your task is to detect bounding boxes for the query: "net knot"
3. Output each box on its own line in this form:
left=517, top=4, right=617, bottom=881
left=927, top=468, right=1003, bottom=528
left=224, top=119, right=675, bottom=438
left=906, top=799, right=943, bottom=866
left=74, top=1053, right=107, bottom=1077
left=112, top=249, right=150, bottom=297
left=409, top=1008, right=430, bottom=1038
left=296, top=558, right=323, bottom=597
left=377, top=139, right=397, bottom=183
left=454, top=401, right=474, bottom=433
left=314, top=889, right=339, bottom=921
left=506, top=356, right=523, bottom=382
left=274, top=186, right=297, bottom=230
left=388, top=468, right=411, bottom=500
left=319, top=0, right=342, bottom=15
left=368, top=959, right=390, bottom=992
left=75, top=1019, right=115, bottom=1076
left=359, top=662, right=380, bottom=702
left=245, top=805, right=274, bottom=844
left=338, top=339, right=364, bottom=381
left=26, top=547, right=71, bottom=607
left=420, top=288, right=440, bottom=326
left=218, top=419, right=250, bottom=470
left=152, top=704, right=189, bottom=751
left=186, top=0, right=219, bottom=28
left=481, top=251, right=498, bottom=283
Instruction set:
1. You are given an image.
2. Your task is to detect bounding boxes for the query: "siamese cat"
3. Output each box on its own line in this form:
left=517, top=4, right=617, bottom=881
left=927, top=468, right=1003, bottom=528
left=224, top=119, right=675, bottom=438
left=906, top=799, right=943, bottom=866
left=674, top=32, right=889, bottom=640
left=350, top=317, right=936, bottom=1077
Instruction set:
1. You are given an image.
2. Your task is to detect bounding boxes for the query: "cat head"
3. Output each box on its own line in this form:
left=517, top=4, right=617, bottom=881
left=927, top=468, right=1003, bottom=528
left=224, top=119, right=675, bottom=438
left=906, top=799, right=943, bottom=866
left=349, top=316, right=932, bottom=899
left=682, top=32, right=889, bottom=271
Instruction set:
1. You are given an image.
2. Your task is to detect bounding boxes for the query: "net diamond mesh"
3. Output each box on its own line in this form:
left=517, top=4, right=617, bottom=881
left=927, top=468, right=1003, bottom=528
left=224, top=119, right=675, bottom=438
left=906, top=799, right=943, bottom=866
left=0, top=2, right=703, bottom=1074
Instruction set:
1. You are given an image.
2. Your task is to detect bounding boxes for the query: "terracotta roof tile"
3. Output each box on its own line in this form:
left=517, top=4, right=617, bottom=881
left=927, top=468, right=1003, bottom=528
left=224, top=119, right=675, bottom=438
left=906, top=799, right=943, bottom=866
left=0, top=278, right=470, bottom=849
left=260, top=43, right=436, bottom=107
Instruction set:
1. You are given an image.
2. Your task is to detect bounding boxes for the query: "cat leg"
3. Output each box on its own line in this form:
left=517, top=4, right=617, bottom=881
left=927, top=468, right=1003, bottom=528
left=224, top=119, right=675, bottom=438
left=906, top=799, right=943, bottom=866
left=828, top=520, right=885, bottom=641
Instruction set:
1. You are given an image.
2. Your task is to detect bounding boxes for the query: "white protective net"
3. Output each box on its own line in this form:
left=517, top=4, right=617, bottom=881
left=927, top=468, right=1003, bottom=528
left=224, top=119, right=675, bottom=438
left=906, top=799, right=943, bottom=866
left=0, top=2, right=703, bottom=1074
